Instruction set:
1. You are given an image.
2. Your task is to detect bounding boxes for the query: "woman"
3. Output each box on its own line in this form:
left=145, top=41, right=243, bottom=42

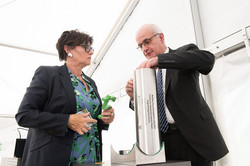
left=15, top=29, right=115, bottom=166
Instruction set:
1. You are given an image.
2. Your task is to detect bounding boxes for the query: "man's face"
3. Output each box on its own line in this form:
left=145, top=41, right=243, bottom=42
left=136, top=28, right=164, bottom=59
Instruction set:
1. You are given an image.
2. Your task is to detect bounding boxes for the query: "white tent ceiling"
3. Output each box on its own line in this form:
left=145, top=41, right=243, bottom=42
left=0, top=0, right=129, bottom=115
left=0, top=0, right=128, bottom=55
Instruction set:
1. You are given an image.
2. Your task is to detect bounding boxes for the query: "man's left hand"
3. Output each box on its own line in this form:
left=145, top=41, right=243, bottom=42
left=137, top=57, right=158, bottom=69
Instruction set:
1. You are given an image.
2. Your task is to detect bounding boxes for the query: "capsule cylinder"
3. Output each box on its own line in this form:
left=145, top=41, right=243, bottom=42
left=133, top=68, right=161, bottom=155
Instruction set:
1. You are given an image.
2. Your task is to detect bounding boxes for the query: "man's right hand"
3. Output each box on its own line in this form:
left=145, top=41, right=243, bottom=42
left=125, top=78, right=134, bottom=101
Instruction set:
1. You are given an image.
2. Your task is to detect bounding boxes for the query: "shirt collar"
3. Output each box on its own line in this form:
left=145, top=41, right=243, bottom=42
left=164, top=47, right=169, bottom=54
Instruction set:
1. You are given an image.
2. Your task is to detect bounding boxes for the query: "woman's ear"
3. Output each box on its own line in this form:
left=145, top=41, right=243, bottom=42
left=64, top=45, right=70, bottom=54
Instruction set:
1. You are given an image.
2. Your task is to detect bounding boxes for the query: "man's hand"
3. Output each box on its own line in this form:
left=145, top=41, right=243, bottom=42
left=137, top=57, right=158, bottom=69
left=125, top=78, right=134, bottom=101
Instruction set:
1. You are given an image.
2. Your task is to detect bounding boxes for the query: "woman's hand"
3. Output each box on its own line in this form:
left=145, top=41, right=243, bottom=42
left=68, top=112, right=97, bottom=135
left=101, top=108, right=115, bottom=124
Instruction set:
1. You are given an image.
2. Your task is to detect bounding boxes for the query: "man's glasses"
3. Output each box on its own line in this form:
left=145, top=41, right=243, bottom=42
left=79, top=44, right=94, bottom=53
left=137, top=33, right=159, bottom=50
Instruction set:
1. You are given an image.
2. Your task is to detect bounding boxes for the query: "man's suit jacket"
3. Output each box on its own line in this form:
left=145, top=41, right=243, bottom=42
left=157, top=43, right=228, bottom=161
left=15, top=64, right=108, bottom=166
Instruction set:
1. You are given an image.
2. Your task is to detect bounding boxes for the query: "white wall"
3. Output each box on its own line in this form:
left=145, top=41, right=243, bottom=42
left=209, top=47, right=250, bottom=166
left=0, top=46, right=62, bottom=115
left=198, top=0, right=250, bottom=46
left=197, top=1, right=250, bottom=165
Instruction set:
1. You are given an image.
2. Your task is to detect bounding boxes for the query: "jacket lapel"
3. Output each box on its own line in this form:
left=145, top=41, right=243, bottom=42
left=83, top=73, right=102, bottom=112
left=58, top=64, right=76, bottom=113
left=164, top=48, right=173, bottom=92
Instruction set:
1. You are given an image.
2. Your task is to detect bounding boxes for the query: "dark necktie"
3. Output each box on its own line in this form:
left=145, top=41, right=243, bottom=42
left=156, top=69, right=168, bottom=133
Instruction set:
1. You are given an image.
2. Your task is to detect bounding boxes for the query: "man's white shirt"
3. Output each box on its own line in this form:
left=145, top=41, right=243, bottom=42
left=158, top=47, right=175, bottom=124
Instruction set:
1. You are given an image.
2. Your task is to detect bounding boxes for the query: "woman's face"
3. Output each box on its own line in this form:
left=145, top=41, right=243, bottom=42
left=69, top=43, right=94, bottom=68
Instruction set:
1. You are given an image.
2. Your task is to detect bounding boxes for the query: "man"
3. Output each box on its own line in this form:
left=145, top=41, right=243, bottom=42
left=125, top=24, right=228, bottom=166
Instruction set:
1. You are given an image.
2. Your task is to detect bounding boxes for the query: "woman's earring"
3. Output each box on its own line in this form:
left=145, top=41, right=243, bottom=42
left=68, top=53, right=73, bottom=58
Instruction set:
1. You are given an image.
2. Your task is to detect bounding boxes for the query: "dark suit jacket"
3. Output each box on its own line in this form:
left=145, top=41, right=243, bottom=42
left=157, top=43, right=228, bottom=161
left=15, top=64, right=108, bottom=166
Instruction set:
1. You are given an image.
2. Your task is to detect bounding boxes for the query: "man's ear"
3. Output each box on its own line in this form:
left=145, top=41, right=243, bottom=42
left=159, top=33, right=165, bottom=43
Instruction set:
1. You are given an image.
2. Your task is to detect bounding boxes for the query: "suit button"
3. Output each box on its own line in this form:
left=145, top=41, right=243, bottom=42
left=48, top=131, right=56, bottom=135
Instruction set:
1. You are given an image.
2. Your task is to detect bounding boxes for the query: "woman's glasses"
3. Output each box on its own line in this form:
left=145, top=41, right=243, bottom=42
left=79, top=44, right=94, bottom=53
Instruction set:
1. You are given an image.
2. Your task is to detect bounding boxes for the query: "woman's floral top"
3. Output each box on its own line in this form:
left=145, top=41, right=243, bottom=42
left=68, top=69, right=101, bottom=165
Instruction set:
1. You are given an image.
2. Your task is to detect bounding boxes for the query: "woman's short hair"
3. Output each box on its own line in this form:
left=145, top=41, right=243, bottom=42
left=56, top=29, right=93, bottom=61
